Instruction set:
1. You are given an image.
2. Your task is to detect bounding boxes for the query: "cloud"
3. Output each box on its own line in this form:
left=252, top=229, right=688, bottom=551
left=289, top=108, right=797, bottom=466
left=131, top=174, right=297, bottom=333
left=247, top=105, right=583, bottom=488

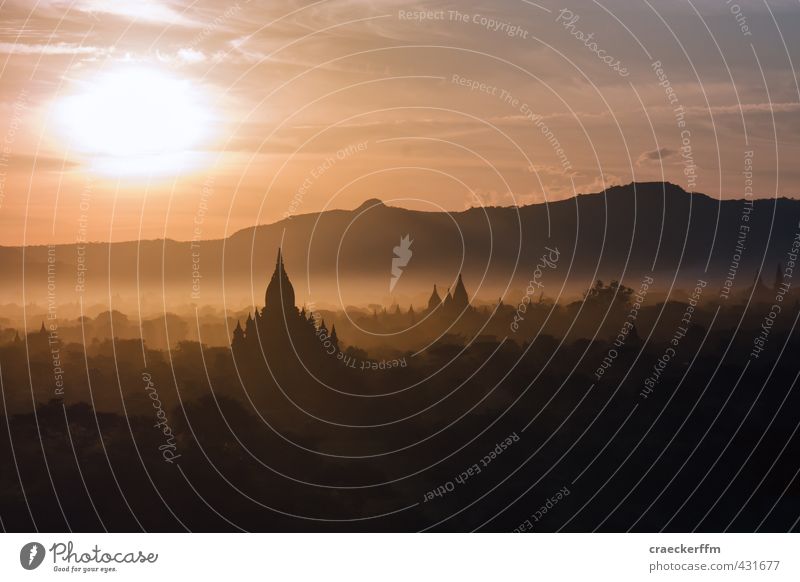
left=0, top=42, right=111, bottom=56
left=177, top=47, right=206, bottom=63
left=56, top=0, right=197, bottom=27
left=637, top=148, right=678, bottom=166
left=1, top=154, right=79, bottom=172
left=699, top=102, right=800, bottom=115
left=156, top=47, right=208, bottom=65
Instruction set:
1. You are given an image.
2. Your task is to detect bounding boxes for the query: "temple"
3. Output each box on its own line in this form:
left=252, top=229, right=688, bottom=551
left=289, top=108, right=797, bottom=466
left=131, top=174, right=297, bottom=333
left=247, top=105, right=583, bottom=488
left=231, top=248, right=338, bottom=357
left=424, top=273, right=472, bottom=317
left=232, top=250, right=481, bottom=357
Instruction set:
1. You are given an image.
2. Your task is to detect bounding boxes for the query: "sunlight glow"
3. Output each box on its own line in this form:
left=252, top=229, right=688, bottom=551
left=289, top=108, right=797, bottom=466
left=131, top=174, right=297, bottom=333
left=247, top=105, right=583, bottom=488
left=55, top=67, right=213, bottom=178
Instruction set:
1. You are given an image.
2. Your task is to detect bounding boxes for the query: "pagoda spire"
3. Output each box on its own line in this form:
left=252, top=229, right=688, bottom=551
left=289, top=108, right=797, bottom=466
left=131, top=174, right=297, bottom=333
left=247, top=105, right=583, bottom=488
left=330, top=324, right=339, bottom=350
left=232, top=320, right=245, bottom=344
left=452, top=273, right=469, bottom=308
left=265, top=246, right=296, bottom=312
left=427, top=284, right=442, bottom=311
left=774, top=263, right=784, bottom=291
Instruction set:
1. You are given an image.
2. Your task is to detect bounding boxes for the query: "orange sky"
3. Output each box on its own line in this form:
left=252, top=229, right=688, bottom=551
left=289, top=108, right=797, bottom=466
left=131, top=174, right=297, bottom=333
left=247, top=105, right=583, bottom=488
left=1, top=0, right=799, bottom=246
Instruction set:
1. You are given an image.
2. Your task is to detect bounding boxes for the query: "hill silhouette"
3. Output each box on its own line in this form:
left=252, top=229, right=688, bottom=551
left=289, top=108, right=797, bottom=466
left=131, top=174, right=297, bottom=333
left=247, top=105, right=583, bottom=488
left=1, top=182, right=795, bottom=310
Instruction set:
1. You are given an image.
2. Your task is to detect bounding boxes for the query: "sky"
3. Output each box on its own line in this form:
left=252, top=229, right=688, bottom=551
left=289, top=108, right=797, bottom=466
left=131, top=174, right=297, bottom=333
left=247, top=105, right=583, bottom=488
left=0, top=0, right=799, bottom=245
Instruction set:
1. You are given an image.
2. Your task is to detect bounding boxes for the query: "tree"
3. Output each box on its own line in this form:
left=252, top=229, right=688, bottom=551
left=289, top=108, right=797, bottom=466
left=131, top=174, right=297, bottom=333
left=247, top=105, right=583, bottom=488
left=583, top=280, right=634, bottom=308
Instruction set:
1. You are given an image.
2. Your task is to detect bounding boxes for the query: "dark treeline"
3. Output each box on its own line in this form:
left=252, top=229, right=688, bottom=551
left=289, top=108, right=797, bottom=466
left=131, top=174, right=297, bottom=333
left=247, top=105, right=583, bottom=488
left=1, top=276, right=799, bottom=532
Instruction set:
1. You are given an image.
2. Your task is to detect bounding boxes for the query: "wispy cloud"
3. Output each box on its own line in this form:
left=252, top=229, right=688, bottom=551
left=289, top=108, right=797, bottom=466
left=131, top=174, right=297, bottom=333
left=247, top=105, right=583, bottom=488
left=156, top=47, right=208, bottom=65
left=637, top=148, right=678, bottom=166
left=694, top=102, right=800, bottom=115
left=0, top=41, right=111, bottom=56
left=49, top=0, right=197, bottom=27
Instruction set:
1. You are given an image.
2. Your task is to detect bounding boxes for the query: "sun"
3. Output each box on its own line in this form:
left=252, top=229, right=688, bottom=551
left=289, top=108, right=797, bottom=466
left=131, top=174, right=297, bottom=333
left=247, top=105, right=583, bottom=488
left=55, top=67, right=214, bottom=178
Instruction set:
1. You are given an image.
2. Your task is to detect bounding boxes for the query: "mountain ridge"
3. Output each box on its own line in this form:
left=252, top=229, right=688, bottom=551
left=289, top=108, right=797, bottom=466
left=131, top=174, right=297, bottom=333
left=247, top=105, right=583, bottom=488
left=2, top=181, right=786, bottom=250
left=2, top=181, right=798, bottom=309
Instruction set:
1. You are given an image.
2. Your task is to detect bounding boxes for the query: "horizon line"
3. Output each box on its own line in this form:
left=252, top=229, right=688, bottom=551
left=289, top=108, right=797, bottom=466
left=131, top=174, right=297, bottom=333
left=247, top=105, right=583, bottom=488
left=5, top=180, right=799, bottom=249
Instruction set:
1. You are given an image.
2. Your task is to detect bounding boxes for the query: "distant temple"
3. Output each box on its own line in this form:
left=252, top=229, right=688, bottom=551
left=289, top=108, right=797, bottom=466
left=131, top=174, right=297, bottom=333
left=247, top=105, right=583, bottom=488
left=358, top=273, right=478, bottom=333
left=740, top=264, right=786, bottom=304
left=231, top=249, right=338, bottom=357
left=424, top=273, right=472, bottom=317
left=231, top=252, right=484, bottom=356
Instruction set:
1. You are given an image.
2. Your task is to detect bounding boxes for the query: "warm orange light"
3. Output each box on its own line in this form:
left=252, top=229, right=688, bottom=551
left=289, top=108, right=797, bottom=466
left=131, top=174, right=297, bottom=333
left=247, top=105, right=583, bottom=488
left=55, top=66, right=213, bottom=178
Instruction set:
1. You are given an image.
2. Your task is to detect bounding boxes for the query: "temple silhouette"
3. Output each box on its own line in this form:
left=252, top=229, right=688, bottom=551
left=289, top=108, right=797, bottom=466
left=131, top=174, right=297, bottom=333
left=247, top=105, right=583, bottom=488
left=231, top=248, right=338, bottom=359
left=425, top=274, right=472, bottom=317
left=231, top=249, right=484, bottom=359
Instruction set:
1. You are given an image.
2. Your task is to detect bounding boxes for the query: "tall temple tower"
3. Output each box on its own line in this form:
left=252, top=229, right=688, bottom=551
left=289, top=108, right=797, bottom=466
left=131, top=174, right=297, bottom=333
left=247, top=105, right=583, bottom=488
left=264, top=248, right=296, bottom=316
left=232, top=248, right=338, bottom=357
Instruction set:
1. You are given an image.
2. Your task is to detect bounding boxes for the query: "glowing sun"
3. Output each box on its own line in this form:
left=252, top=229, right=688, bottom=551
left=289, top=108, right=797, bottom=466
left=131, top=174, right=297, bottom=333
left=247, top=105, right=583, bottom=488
left=56, top=67, right=213, bottom=178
